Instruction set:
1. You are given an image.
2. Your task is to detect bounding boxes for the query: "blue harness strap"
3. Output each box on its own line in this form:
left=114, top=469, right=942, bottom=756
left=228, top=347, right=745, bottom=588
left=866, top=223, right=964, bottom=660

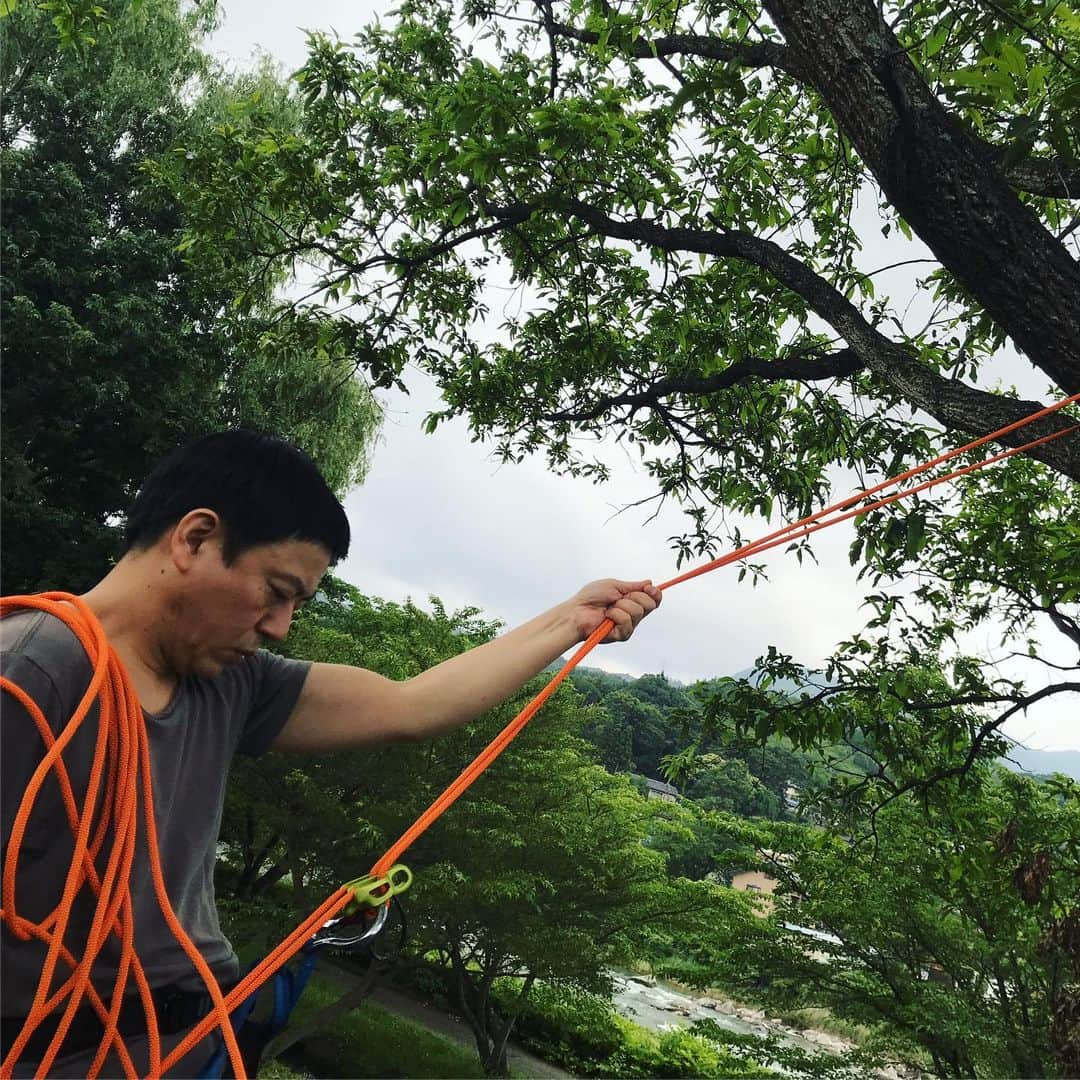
left=198, top=944, right=319, bottom=1079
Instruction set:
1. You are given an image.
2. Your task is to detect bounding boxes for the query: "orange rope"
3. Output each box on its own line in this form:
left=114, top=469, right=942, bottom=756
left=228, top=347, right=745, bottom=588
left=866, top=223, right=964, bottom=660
left=0, top=595, right=247, bottom=1080
left=2, top=394, right=1077, bottom=1078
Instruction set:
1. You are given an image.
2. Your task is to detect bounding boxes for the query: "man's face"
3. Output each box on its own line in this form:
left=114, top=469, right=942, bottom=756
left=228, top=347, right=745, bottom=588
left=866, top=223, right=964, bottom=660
left=168, top=536, right=331, bottom=678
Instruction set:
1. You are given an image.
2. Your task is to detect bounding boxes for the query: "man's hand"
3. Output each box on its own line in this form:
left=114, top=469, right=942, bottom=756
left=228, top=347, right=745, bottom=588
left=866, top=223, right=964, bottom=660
left=565, top=579, right=662, bottom=643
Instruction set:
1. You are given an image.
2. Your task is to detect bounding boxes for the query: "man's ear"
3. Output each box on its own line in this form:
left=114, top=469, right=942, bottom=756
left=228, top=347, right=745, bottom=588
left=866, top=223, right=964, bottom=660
left=169, top=509, right=223, bottom=571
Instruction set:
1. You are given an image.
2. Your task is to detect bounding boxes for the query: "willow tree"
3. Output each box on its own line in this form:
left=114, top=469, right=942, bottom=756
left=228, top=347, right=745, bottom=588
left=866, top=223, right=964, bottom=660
left=0, top=0, right=379, bottom=593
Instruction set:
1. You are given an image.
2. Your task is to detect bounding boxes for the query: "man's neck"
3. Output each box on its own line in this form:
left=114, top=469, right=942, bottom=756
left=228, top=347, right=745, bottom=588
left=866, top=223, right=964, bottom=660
left=81, top=554, right=179, bottom=713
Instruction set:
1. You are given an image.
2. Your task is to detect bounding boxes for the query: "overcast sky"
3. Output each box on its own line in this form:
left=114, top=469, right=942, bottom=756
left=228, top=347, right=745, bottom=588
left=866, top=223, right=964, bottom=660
left=207, top=1, right=1078, bottom=751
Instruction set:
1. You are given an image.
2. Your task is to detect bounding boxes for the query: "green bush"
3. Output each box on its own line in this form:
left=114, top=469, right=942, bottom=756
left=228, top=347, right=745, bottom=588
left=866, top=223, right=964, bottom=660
left=496, top=981, right=775, bottom=1078
left=498, top=981, right=625, bottom=1067
left=600, top=1025, right=772, bottom=1078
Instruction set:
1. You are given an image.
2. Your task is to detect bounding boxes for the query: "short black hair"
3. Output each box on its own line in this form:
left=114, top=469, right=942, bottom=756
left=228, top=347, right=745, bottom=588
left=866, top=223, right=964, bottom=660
left=124, top=431, right=350, bottom=564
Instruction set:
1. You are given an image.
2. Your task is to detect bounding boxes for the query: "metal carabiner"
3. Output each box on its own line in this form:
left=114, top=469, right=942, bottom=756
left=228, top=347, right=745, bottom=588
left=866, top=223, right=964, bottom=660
left=310, top=901, right=390, bottom=951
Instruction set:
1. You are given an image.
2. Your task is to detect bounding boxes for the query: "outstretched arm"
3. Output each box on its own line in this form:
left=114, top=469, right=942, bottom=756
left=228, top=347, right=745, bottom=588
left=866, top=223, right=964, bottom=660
left=271, top=579, right=661, bottom=752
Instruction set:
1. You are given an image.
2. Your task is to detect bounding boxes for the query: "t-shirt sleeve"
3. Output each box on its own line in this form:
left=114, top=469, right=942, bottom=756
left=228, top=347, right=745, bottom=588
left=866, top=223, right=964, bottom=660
left=1, top=612, right=96, bottom=853
left=234, top=650, right=312, bottom=758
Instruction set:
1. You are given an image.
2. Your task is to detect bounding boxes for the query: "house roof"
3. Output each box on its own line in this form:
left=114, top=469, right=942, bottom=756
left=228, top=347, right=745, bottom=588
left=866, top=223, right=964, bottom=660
left=645, top=778, right=679, bottom=796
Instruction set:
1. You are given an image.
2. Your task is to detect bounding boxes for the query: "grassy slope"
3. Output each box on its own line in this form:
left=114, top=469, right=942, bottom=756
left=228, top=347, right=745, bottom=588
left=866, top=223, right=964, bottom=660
left=261, top=974, right=487, bottom=1079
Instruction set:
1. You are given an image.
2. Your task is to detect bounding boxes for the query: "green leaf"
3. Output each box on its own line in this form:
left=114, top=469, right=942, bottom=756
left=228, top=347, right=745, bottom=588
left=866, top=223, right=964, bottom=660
left=670, top=79, right=712, bottom=114
left=997, top=41, right=1026, bottom=80
left=924, top=24, right=949, bottom=58
left=905, top=512, right=926, bottom=560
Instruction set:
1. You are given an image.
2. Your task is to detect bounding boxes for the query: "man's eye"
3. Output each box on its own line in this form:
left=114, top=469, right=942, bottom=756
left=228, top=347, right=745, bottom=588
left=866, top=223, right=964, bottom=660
left=270, top=585, right=290, bottom=603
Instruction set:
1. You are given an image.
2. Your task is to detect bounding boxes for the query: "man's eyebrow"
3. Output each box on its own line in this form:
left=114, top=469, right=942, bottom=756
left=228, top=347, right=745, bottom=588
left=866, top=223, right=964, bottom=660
left=274, top=573, right=318, bottom=602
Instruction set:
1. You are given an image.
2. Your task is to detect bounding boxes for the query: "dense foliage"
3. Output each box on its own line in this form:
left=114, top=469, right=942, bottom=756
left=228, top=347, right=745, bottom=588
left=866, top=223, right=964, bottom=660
left=165, top=0, right=1080, bottom=493
left=0, top=0, right=378, bottom=593
left=572, top=666, right=812, bottom=814
left=157, top=0, right=1080, bottom=816
left=672, top=768, right=1080, bottom=1077
left=502, top=981, right=777, bottom=1078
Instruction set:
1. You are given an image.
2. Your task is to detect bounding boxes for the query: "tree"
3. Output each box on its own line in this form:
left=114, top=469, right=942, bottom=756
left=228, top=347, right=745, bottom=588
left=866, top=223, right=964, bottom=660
left=603, top=689, right=671, bottom=775
left=160, top=0, right=1079, bottom=793
left=695, top=462, right=1079, bottom=812
left=575, top=674, right=697, bottom=776
left=163, top=0, right=1079, bottom=502
left=685, top=753, right=780, bottom=818
left=568, top=666, right=637, bottom=703
left=697, top=768, right=1080, bottom=1077
left=645, top=797, right=750, bottom=881
left=0, top=0, right=379, bottom=594
left=580, top=701, right=635, bottom=772
left=410, top=741, right=753, bottom=1075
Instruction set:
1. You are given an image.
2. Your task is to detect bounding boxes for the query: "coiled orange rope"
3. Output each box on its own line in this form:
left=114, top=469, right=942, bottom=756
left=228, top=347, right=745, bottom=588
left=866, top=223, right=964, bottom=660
left=2, top=394, right=1077, bottom=1078
left=0, top=594, right=250, bottom=1079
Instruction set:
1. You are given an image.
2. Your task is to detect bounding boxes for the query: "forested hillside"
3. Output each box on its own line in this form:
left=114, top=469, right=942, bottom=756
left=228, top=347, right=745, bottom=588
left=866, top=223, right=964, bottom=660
left=570, top=666, right=816, bottom=821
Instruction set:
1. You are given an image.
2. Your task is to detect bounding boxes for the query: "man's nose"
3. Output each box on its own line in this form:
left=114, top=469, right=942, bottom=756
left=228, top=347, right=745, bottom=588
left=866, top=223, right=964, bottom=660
left=258, top=606, right=293, bottom=642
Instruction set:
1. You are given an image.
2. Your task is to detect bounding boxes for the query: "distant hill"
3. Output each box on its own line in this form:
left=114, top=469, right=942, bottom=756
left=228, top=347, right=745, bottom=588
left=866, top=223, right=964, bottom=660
left=1000, top=747, right=1080, bottom=781
left=569, top=665, right=637, bottom=683
left=563, top=666, right=1080, bottom=783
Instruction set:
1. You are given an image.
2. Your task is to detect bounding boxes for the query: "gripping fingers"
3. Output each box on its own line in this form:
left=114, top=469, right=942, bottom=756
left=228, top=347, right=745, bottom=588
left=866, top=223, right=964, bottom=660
left=603, top=608, right=633, bottom=642
left=604, top=592, right=655, bottom=642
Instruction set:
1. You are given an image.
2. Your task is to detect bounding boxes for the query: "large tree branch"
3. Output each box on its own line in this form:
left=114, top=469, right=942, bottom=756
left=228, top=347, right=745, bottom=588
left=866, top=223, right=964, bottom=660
left=542, top=16, right=804, bottom=78
left=1000, top=155, right=1080, bottom=200
left=543, top=347, right=863, bottom=422
left=548, top=1, right=1080, bottom=392
left=763, top=0, right=1080, bottom=398
left=500, top=198, right=1080, bottom=479
left=870, top=682, right=1080, bottom=813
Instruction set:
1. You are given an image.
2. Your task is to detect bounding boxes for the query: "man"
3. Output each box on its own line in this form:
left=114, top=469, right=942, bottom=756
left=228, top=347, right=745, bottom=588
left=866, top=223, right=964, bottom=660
left=1, top=430, right=660, bottom=1076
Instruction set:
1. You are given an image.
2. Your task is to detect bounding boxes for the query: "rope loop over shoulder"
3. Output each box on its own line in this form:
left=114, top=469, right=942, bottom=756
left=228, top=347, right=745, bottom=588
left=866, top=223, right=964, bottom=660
left=0, top=595, right=249, bottom=1080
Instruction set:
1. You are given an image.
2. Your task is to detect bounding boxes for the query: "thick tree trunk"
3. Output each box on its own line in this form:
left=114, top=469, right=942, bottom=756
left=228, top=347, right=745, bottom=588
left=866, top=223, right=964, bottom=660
left=448, top=951, right=515, bottom=1077
left=765, top=0, right=1080, bottom=397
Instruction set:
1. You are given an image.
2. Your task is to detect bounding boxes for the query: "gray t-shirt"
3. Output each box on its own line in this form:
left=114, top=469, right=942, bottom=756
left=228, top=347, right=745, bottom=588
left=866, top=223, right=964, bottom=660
left=0, top=609, right=311, bottom=1019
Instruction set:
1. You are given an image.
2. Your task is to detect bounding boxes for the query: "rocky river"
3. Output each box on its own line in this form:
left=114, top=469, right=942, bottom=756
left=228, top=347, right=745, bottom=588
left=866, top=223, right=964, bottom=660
left=610, top=974, right=920, bottom=1079
left=610, top=971, right=854, bottom=1057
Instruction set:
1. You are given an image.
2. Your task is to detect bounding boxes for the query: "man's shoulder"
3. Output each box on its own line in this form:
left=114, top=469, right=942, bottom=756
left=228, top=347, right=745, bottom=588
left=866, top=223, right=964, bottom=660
left=1, top=607, right=92, bottom=690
